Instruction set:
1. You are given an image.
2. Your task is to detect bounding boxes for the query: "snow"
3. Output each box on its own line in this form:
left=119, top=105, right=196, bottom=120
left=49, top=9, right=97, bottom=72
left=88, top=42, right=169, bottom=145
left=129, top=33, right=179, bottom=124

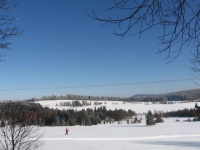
left=35, top=100, right=200, bottom=113
left=35, top=100, right=200, bottom=150
left=41, top=118, right=200, bottom=150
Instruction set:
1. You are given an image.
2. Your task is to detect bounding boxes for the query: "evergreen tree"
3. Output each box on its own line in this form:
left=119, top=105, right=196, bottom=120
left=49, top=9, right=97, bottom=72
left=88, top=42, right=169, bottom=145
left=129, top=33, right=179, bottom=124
left=0, top=120, right=5, bottom=127
left=146, top=111, right=155, bottom=126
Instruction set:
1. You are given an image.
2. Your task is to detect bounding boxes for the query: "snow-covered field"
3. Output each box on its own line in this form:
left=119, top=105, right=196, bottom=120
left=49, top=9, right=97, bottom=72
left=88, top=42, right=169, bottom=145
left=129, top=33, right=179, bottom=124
left=41, top=118, right=200, bottom=150
left=35, top=100, right=200, bottom=150
left=35, top=99, right=200, bottom=114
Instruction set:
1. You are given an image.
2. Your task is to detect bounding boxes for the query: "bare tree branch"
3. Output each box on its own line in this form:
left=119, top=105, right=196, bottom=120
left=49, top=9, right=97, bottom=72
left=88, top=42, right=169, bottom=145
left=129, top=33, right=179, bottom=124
left=0, top=0, right=22, bottom=62
left=0, top=102, right=44, bottom=150
left=88, top=0, right=200, bottom=72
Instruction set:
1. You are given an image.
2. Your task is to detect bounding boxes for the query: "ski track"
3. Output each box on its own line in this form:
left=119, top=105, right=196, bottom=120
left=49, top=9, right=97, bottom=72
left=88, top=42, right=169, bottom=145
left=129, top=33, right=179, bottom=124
left=42, top=134, right=200, bottom=141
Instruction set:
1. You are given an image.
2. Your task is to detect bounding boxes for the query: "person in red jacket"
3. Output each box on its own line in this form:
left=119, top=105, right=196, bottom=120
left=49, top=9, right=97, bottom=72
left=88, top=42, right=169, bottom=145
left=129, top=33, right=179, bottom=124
left=65, top=128, right=69, bottom=135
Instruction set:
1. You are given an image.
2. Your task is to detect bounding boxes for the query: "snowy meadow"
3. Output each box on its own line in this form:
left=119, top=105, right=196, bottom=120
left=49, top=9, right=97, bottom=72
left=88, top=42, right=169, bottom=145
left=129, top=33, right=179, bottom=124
left=35, top=100, right=200, bottom=150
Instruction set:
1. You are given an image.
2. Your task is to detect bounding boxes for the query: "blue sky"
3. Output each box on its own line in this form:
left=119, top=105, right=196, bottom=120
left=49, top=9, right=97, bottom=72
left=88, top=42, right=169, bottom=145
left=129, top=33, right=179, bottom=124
left=0, top=0, right=199, bottom=100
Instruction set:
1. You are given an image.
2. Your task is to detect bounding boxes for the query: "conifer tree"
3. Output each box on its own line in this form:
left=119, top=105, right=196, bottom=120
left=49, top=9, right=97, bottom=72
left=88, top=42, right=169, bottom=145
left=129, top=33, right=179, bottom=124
left=146, top=110, right=155, bottom=126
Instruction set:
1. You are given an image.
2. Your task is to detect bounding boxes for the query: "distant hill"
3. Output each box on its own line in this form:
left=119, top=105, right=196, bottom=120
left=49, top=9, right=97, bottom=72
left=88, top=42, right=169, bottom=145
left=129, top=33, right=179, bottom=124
left=165, top=89, right=200, bottom=101
left=131, top=94, right=156, bottom=98
left=26, top=88, right=200, bottom=103
left=166, top=88, right=200, bottom=95
left=131, top=89, right=200, bottom=101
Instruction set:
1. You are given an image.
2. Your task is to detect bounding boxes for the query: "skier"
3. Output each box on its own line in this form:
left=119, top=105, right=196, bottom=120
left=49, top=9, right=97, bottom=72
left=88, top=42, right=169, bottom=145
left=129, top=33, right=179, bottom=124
left=65, top=128, right=69, bottom=135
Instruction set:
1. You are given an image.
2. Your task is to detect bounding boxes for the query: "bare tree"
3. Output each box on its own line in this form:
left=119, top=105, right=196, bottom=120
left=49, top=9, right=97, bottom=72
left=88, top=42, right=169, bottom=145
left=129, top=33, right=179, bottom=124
left=0, top=0, right=22, bottom=62
left=0, top=102, right=44, bottom=150
left=88, top=0, right=200, bottom=71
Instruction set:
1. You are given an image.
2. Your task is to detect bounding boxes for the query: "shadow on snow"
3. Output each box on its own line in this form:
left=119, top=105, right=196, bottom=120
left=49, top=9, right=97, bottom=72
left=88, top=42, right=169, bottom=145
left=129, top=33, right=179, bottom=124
left=136, top=140, right=200, bottom=148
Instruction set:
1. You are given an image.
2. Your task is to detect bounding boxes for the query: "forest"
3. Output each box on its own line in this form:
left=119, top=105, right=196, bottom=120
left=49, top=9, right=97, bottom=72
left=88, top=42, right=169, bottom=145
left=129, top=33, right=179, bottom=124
left=0, top=102, right=135, bottom=126
left=0, top=102, right=199, bottom=127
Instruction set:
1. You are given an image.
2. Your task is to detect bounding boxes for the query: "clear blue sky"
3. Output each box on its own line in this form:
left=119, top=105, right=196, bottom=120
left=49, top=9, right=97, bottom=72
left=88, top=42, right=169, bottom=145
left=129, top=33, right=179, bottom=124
left=0, top=0, right=199, bottom=100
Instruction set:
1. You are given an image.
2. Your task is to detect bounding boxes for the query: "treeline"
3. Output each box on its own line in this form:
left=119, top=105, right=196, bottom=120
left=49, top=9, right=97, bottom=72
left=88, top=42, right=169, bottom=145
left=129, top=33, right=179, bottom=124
left=163, top=108, right=199, bottom=118
left=60, top=100, right=103, bottom=107
left=153, top=108, right=200, bottom=119
left=26, top=89, right=200, bottom=103
left=0, top=102, right=136, bottom=126
left=165, top=89, right=200, bottom=101
left=131, top=95, right=198, bottom=102
left=132, top=89, right=200, bottom=102
left=27, top=94, right=167, bottom=102
left=130, top=96, right=166, bottom=102
left=27, top=94, right=127, bottom=102
left=130, top=96, right=200, bottom=103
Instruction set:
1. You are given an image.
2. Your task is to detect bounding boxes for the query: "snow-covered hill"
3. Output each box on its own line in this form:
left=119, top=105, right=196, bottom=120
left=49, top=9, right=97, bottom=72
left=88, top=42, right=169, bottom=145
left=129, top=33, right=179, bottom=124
left=35, top=100, right=199, bottom=114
